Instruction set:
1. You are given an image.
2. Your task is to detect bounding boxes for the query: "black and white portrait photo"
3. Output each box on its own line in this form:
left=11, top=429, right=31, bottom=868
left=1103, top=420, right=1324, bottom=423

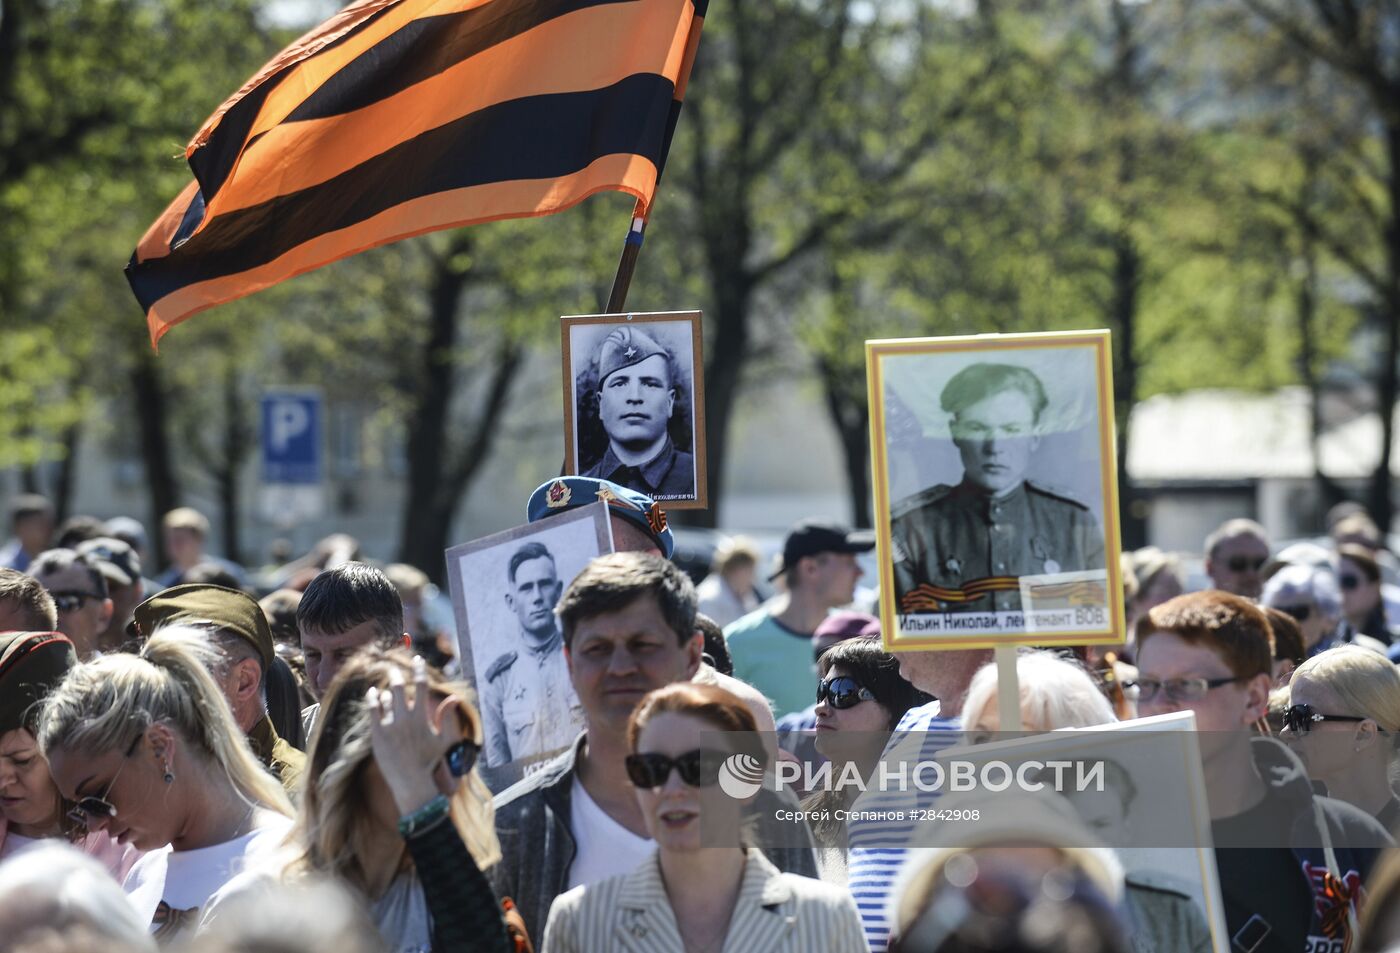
left=868, top=331, right=1123, bottom=646
left=561, top=311, right=707, bottom=508
left=444, top=503, right=613, bottom=778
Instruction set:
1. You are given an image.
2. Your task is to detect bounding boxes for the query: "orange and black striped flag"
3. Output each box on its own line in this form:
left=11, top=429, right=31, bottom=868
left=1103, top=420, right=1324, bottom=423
left=126, top=0, right=706, bottom=347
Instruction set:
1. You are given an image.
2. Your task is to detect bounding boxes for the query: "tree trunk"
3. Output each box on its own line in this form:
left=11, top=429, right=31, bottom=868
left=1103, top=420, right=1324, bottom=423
left=1368, top=121, right=1400, bottom=531
left=398, top=337, right=525, bottom=584
left=696, top=272, right=753, bottom=529
left=399, top=241, right=471, bottom=581
left=1293, top=159, right=1346, bottom=518
left=816, top=356, right=872, bottom=529
left=131, top=347, right=179, bottom=569
left=1111, top=233, right=1146, bottom=550
left=52, top=419, right=81, bottom=523
left=218, top=364, right=249, bottom=566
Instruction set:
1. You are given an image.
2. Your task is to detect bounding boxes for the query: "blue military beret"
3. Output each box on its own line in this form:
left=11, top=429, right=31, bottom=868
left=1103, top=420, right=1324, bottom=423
left=526, top=476, right=674, bottom=559
left=596, top=326, right=669, bottom=385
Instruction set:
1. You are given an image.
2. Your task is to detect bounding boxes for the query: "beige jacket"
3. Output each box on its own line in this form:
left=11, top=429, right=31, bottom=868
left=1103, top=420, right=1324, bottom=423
left=541, top=849, right=868, bottom=953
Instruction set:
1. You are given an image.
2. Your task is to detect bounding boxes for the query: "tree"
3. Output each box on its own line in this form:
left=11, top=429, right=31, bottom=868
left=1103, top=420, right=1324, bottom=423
left=1237, top=0, right=1400, bottom=528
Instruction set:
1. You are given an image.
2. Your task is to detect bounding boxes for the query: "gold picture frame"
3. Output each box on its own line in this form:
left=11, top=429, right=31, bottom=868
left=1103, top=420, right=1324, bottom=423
left=867, top=329, right=1125, bottom=649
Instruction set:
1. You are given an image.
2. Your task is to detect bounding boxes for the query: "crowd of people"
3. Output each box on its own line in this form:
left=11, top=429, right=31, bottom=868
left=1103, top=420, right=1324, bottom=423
left=3, top=485, right=1400, bottom=953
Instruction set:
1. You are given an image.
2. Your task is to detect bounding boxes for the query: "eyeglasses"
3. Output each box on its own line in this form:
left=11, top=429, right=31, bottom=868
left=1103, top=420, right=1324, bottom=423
left=1124, top=675, right=1242, bottom=702
left=816, top=675, right=876, bottom=710
left=444, top=738, right=480, bottom=778
left=1282, top=703, right=1366, bottom=736
left=66, top=734, right=142, bottom=827
left=1339, top=574, right=1362, bottom=591
left=1276, top=604, right=1312, bottom=622
left=1225, top=556, right=1267, bottom=574
left=49, top=591, right=104, bottom=613
left=624, top=748, right=728, bottom=789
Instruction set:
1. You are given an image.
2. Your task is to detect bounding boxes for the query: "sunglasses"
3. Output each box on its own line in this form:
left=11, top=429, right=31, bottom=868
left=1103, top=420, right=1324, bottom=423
left=66, top=734, right=142, bottom=828
left=816, top=675, right=876, bottom=710
left=1124, top=675, right=1241, bottom=703
left=624, top=748, right=728, bottom=789
left=1225, top=556, right=1267, bottom=574
left=1282, top=703, right=1366, bottom=736
left=50, top=591, right=104, bottom=613
left=1339, top=574, right=1362, bottom=591
left=1277, top=604, right=1312, bottom=622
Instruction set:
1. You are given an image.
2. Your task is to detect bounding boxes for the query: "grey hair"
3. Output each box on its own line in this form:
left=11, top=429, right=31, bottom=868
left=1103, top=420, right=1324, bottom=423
left=964, top=650, right=1117, bottom=731
left=0, top=842, right=156, bottom=952
left=197, top=876, right=387, bottom=953
left=1262, top=564, right=1342, bottom=622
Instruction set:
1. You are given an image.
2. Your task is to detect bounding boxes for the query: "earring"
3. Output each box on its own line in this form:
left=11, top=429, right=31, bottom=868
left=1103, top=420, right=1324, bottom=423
left=163, top=764, right=175, bottom=784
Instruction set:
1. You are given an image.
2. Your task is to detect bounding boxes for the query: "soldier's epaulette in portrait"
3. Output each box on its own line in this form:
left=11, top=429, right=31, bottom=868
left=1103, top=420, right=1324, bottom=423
left=485, top=651, right=518, bottom=682
left=1025, top=480, right=1090, bottom=510
left=891, top=484, right=955, bottom=520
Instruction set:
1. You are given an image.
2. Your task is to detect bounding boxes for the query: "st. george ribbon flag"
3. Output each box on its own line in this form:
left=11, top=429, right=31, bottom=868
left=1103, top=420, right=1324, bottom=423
left=126, top=0, right=706, bottom=347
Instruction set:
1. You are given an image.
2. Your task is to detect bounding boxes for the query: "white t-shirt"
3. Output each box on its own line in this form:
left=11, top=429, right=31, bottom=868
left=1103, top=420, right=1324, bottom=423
left=207, top=865, right=433, bottom=953
left=565, top=777, right=655, bottom=890
left=0, top=832, right=39, bottom=861
left=125, top=817, right=292, bottom=939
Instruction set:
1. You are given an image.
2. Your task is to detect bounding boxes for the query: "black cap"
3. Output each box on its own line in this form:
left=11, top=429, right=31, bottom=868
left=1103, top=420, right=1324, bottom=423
left=0, top=632, right=76, bottom=736
left=770, top=519, right=875, bottom=581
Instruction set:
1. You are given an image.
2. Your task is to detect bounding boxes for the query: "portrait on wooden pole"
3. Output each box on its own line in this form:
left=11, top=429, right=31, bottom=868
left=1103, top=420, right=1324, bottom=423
left=561, top=310, right=707, bottom=508
left=867, top=329, right=1124, bottom=649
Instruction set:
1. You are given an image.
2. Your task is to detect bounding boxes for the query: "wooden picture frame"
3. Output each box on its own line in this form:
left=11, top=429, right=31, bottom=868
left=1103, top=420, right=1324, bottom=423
left=867, top=329, right=1124, bottom=649
left=561, top=310, right=708, bottom=509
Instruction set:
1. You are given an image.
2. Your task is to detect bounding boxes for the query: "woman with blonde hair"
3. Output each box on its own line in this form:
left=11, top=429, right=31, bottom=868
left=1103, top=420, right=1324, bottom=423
left=36, top=625, right=293, bottom=939
left=1282, top=645, right=1400, bottom=831
left=543, top=682, right=868, bottom=953
left=205, top=648, right=512, bottom=953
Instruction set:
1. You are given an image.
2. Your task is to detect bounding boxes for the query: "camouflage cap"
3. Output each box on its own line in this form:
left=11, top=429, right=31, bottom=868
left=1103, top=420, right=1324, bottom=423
left=133, top=583, right=273, bottom=670
left=596, top=326, right=670, bottom=386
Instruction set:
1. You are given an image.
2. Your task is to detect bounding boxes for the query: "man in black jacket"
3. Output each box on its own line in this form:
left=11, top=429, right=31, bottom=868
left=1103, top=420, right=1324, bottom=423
left=489, top=552, right=815, bottom=941
left=1136, top=590, right=1391, bottom=953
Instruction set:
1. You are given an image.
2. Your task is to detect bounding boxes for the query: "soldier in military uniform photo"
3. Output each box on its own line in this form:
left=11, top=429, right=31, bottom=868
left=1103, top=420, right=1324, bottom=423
left=578, top=325, right=696, bottom=499
left=479, top=540, right=585, bottom=767
left=890, top=361, right=1105, bottom=616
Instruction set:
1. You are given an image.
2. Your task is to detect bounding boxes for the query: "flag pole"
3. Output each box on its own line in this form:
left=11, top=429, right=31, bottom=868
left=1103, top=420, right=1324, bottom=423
left=604, top=1, right=706, bottom=313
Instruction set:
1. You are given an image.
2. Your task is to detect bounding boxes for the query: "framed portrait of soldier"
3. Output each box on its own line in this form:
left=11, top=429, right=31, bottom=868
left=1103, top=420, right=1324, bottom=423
left=561, top=310, right=707, bottom=508
left=867, top=329, right=1124, bottom=649
left=444, top=502, right=614, bottom=786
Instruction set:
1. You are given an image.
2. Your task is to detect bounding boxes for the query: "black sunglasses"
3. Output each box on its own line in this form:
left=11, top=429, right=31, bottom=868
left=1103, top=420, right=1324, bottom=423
left=1277, top=604, right=1312, bottom=622
left=444, top=738, right=480, bottom=778
left=50, top=590, right=104, bottom=613
left=67, top=733, right=142, bottom=827
left=1282, top=703, right=1366, bottom=736
left=1225, top=556, right=1267, bottom=574
left=816, top=675, right=876, bottom=710
left=1339, top=574, right=1362, bottom=591
left=624, top=748, right=727, bottom=789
